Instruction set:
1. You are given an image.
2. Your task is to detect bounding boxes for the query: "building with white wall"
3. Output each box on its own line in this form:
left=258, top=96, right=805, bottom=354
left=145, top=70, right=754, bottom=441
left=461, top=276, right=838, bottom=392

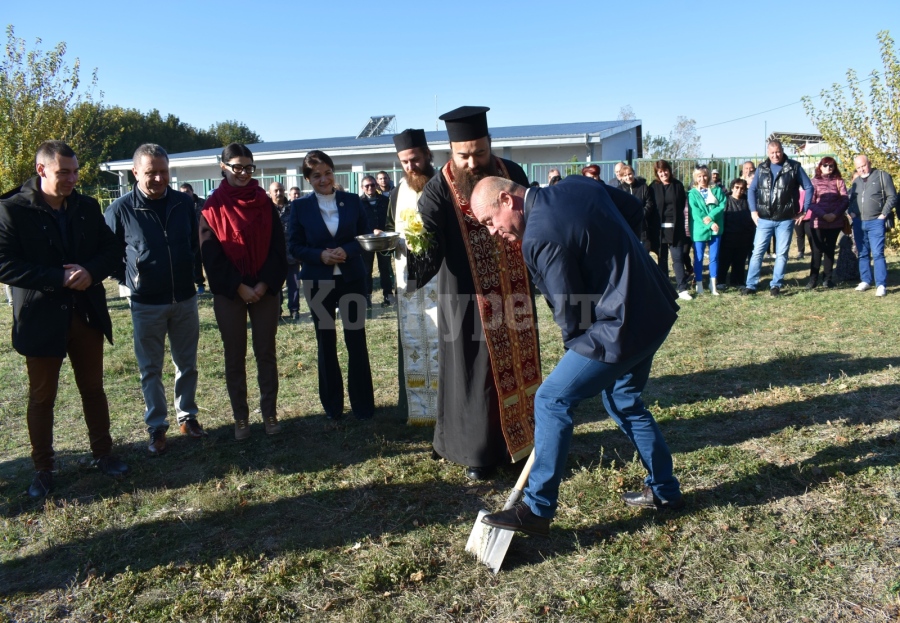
left=102, top=120, right=642, bottom=196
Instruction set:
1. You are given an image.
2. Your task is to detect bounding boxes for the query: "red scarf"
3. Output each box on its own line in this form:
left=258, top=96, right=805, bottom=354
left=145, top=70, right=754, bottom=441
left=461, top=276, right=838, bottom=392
left=202, top=178, right=273, bottom=277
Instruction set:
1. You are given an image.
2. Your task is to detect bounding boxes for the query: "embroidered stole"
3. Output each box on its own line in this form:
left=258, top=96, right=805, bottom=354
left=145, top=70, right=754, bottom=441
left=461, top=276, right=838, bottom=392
left=394, top=180, right=440, bottom=426
left=442, top=159, right=540, bottom=461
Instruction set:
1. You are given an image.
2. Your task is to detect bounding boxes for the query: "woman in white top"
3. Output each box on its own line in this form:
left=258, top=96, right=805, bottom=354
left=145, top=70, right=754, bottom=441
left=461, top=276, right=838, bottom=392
left=287, top=150, right=374, bottom=420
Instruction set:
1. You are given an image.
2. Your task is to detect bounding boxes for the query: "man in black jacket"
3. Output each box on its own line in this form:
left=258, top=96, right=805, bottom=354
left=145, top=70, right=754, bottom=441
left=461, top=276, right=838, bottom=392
left=472, top=175, right=682, bottom=536
left=269, top=181, right=300, bottom=319
left=180, top=183, right=206, bottom=295
left=105, top=144, right=204, bottom=457
left=0, top=141, right=130, bottom=498
left=743, top=140, right=813, bottom=296
left=360, top=175, right=394, bottom=307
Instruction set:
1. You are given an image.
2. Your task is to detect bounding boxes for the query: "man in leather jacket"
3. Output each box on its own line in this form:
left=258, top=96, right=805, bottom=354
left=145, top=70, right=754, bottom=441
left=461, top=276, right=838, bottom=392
left=741, top=140, right=813, bottom=296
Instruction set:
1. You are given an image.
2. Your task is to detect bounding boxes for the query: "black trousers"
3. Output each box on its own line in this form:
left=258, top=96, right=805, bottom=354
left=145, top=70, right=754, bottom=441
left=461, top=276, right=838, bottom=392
left=719, top=231, right=755, bottom=287
left=794, top=220, right=808, bottom=255
left=304, top=277, right=374, bottom=419
left=806, top=223, right=841, bottom=281
left=659, top=241, right=690, bottom=292
left=363, top=250, right=394, bottom=302
left=193, top=250, right=205, bottom=287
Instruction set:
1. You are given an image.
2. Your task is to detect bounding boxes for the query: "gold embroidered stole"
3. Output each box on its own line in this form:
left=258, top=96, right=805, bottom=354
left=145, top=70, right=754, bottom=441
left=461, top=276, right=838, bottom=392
left=442, top=159, right=540, bottom=461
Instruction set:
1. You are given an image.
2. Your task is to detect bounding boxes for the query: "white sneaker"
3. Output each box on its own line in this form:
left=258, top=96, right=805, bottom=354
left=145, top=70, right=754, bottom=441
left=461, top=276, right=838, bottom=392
left=678, top=290, right=693, bottom=301
left=696, top=283, right=704, bottom=295
left=876, top=285, right=886, bottom=297
left=855, top=282, right=871, bottom=292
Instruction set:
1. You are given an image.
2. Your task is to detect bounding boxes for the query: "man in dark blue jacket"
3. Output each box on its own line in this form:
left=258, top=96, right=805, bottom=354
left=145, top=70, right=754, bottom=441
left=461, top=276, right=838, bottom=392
left=472, top=175, right=683, bottom=537
left=105, top=144, right=204, bottom=456
left=360, top=175, right=394, bottom=307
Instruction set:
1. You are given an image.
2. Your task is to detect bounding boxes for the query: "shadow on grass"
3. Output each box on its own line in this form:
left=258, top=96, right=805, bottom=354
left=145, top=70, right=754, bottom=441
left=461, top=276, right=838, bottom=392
left=0, top=468, right=495, bottom=595
left=0, top=410, right=434, bottom=519
left=3, top=377, right=898, bottom=589
left=499, top=430, right=900, bottom=573
left=565, top=381, right=900, bottom=466
left=649, top=351, right=900, bottom=407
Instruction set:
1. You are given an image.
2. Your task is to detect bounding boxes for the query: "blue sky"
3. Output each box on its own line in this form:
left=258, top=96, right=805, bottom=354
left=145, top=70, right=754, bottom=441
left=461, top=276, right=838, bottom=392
left=5, top=1, right=899, bottom=159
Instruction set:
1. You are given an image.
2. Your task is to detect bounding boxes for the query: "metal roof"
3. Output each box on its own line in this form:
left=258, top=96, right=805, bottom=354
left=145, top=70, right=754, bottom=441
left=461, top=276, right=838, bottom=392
left=104, top=120, right=638, bottom=167
left=768, top=131, right=826, bottom=146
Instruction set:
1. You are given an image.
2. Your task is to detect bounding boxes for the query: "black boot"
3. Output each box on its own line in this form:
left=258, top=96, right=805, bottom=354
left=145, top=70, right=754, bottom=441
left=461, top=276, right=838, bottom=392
left=806, top=274, right=818, bottom=290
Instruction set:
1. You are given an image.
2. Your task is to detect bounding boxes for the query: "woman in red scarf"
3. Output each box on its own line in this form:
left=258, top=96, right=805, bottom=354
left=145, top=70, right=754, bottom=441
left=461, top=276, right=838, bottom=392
left=200, top=143, right=287, bottom=440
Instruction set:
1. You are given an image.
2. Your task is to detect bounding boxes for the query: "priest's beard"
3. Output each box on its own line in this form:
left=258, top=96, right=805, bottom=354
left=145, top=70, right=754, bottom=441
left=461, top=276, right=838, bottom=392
left=406, top=163, right=435, bottom=193
left=451, top=157, right=499, bottom=202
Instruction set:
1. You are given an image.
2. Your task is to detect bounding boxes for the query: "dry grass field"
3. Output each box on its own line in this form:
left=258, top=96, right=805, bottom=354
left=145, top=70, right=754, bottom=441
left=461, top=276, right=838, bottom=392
left=1, top=249, right=899, bottom=622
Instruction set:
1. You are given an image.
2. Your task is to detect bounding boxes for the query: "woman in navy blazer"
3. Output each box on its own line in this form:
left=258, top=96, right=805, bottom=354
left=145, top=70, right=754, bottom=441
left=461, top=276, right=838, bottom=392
left=288, top=150, right=374, bottom=420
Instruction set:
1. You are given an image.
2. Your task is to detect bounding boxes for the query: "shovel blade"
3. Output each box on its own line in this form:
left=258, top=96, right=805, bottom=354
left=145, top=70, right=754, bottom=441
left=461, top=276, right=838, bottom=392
left=465, top=509, right=516, bottom=574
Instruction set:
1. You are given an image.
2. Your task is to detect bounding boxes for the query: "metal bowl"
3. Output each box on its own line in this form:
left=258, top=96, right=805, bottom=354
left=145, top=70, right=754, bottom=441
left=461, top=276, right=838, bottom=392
left=356, top=232, right=400, bottom=252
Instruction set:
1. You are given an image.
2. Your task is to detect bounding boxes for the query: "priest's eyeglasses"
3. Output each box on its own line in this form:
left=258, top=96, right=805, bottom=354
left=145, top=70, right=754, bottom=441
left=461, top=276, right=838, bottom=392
left=224, top=163, right=257, bottom=174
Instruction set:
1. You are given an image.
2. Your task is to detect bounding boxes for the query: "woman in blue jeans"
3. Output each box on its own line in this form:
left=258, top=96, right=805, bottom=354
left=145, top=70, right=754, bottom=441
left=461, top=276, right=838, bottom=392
left=687, top=168, right=726, bottom=295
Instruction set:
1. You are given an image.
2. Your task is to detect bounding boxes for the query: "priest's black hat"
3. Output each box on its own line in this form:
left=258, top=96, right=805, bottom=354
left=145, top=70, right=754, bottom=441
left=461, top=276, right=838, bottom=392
left=439, top=106, right=490, bottom=142
left=393, top=128, right=428, bottom=152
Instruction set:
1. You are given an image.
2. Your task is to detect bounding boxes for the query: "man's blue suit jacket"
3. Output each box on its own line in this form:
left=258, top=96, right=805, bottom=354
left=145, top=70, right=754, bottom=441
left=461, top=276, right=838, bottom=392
left=522, top=175, right=679, bottom=364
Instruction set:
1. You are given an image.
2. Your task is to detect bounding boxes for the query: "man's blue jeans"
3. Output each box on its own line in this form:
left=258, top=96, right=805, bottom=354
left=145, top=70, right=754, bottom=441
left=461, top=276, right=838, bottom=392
left=524, top=332, right=680, bottom=519
left=745, top=218, right=794, bottom=290
left=131, top=297, right=200, bottom=433
left=853, top=218, right=887, bottom=287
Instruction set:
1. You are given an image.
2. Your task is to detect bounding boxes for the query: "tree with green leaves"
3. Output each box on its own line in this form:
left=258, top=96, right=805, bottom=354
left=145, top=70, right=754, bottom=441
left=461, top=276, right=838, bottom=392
left=0, top=25, right=106, bottom=191
left=802, top=30, right=899, bottom=178
left=206, top=120, right=262, bottom=147
left=2, top=25, right=264, bottom=193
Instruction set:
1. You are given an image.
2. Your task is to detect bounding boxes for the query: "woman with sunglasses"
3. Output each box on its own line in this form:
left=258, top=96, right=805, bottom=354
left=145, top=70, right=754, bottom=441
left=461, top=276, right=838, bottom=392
left=805, top=157, right=848, bottom=289
left=288, top=150, right=374, bottom=420
left=200, top=143, right=287, bottom=439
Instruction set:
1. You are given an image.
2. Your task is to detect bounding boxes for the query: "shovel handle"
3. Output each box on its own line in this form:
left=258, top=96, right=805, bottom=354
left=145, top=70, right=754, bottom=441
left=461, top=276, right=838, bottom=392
left=501, top=448, right=536, bottom=511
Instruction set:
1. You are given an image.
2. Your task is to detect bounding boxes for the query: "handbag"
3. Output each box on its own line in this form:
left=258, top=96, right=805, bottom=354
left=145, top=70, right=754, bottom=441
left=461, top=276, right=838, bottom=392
left=842, top=215, right=852, bottom=236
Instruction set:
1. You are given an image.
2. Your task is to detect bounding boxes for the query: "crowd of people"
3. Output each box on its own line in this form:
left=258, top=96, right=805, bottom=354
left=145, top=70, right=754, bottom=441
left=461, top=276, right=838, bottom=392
left=588, top=144, right=896, bottom=299
left=0, top=111, right=895, bottom=546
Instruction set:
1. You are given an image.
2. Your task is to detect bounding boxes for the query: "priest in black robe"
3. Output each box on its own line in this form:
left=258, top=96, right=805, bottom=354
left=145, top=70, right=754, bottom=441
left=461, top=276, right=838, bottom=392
left=406, top=106, right=540, bottom=481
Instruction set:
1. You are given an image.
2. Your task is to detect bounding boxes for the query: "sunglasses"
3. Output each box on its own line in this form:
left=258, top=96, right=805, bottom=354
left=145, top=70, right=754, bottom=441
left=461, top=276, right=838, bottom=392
left=224, top=163, right=257, bottom=174
left=362, top=183, right=376, bottom=188
left=821, top=164, right=834, bottom=169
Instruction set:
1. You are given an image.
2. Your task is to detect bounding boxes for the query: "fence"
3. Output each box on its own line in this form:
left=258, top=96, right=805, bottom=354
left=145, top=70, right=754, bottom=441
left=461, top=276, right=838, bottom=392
left=84, top=154, right=839, bottom=207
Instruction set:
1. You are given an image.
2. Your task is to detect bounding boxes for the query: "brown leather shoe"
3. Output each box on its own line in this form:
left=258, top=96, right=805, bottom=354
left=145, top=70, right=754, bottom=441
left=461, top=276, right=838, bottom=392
left=264, top=415, right=282, bottom=435
left=180, top=419, right=208, bottom=438
left=482, top=500, right=550, bottom=537
left=234, top=418, right=250, bottom=441
left=622, top=486, right=685, bottom=511
left=148, top=430, right=167, bottom=456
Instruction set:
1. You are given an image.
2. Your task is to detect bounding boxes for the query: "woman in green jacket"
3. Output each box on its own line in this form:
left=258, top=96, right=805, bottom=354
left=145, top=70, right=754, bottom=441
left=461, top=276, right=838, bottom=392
left=688, top=168, right=726, bottom=295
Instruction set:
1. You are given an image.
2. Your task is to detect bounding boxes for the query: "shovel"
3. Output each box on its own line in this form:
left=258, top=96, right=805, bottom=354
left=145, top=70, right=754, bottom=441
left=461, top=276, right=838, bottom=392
left=465, top=448, right=536, bottom=574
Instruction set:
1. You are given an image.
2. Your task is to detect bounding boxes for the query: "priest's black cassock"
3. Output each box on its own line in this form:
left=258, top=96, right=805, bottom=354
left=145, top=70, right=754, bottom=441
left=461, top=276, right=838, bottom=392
left=408, top=158, right=533, bottom=468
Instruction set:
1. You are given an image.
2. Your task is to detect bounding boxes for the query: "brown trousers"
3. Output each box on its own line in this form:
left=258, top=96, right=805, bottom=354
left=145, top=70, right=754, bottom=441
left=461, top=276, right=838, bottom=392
left=25, top=313, right=112, bottom=471
left=212, top=292, right=280, bottom=421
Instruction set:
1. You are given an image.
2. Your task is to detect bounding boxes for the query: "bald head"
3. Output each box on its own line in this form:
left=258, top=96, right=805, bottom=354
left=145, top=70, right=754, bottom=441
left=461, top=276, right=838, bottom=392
left=268, top=181, right=285, bottom=205
left=854, top=154, right=871, bottom=177
left=471, top=176, right=528, bottom=242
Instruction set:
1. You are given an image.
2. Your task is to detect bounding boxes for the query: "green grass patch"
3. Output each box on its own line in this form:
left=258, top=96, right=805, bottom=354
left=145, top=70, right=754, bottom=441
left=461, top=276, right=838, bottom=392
left=2, top=255, right=900, bottom=621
